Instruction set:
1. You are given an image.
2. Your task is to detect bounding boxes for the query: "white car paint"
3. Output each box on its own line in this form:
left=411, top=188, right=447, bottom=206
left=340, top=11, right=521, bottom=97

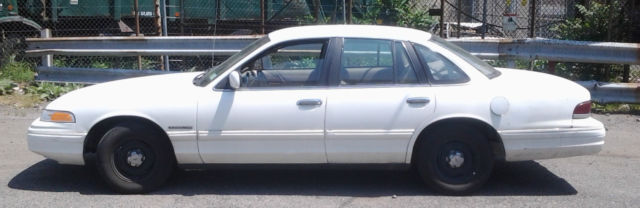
left=27, top=25, right=604, bottom=166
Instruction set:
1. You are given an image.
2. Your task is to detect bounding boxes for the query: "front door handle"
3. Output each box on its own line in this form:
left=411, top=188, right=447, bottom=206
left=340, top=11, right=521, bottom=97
left=297, top=99, right=323, bottom=106
left=406, top=97, right=430, bottom=104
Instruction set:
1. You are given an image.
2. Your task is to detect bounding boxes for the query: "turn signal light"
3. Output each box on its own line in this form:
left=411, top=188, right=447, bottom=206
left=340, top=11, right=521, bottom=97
left=41, top=110, right=76, bottom=123
left=7, top=4, right=13, bottom=11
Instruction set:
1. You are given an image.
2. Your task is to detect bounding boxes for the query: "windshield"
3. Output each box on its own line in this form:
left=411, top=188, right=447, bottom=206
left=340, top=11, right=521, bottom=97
left=196, top=36, right=271, bottom=86
left=429, top=36, right=501, bottom=79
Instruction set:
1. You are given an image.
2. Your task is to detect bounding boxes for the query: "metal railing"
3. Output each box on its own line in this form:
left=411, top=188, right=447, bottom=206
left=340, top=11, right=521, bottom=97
left=25, top=36, right=640, bottom=104
left=26, top=36, right=640, bottom=65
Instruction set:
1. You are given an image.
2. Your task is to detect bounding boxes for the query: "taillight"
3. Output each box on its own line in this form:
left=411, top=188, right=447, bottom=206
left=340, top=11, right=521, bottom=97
left=573, top=100, right=591, bottom=119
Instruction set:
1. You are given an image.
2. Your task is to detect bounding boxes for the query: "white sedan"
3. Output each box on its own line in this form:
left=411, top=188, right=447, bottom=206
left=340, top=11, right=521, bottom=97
left=27, top=25, right=605, bottom=195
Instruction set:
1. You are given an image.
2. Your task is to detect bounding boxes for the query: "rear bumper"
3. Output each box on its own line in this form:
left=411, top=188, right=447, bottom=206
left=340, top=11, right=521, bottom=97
left=27, top=119, right=86, bottom=165
left=500, top=117, right=605, bottom=161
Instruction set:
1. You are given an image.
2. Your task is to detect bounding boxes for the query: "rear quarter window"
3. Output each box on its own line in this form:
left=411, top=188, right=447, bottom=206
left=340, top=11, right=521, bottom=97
left=413, top=44, right=470, bottom=84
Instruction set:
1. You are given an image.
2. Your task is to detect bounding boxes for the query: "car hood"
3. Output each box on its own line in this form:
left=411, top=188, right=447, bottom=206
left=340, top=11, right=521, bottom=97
left=46, top=72, right=203, bottom=111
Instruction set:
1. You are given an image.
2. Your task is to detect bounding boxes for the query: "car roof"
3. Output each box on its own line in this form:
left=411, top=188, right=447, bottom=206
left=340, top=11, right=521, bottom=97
left=267, top=25, right=432, bottom=43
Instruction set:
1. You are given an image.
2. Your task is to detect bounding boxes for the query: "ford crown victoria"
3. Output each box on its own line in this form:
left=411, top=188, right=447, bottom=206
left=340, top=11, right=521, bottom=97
left=27, top=25, right=605, bottom=195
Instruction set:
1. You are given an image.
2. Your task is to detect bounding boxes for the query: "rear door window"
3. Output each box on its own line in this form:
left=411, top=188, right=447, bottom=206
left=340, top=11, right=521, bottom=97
left=340, top=38, right=419, bottom=85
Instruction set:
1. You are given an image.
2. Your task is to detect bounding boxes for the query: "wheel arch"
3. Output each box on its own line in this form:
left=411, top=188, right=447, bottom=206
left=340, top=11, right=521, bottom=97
left=408, top=116, right=505, bottom=165
left=83, top=115, right=175, bottom=161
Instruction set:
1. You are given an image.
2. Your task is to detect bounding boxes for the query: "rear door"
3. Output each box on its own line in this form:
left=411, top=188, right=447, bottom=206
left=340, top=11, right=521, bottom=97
left=324, top=38, right=436, bottom=163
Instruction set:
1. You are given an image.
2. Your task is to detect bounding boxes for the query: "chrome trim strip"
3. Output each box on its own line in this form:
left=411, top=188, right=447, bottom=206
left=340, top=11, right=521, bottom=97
left=499, top=127, right=603, bottom=135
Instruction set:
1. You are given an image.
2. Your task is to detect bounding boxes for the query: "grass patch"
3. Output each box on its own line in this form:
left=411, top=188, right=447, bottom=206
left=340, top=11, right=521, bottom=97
left=0, top=94, right=42, bottom=108
left=0, top=57, right=35, bottom=83
left=592, top=103, right=640, bottom=114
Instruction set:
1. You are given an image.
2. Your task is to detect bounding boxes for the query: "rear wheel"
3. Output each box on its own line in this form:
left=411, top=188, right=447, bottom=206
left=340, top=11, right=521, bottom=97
left=415, top=126, right=494, bottom=195
left=96, top=123, right=174, bottom=194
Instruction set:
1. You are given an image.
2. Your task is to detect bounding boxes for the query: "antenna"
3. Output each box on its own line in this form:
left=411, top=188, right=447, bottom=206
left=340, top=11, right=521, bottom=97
left=211, top=20, right=218, bottom=69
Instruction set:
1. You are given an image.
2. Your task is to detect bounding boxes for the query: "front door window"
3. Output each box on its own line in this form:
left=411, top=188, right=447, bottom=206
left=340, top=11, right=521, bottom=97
left=239, top=40, right=329, bottom=88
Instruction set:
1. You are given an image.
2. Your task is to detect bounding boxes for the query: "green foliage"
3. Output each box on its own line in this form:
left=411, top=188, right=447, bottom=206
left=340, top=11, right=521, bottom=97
left=551, top=1, right=631, bottom=42
left=485, top=59, right=541, bottom=70
left=1, top=38, right=34, bottom=83
left=393, top=0, right=437, bottom=30
left=551, top=3, right=609, bottom=41
left=91, top=60, right=112, bottom=69
left=0, top=57, right=35, bottom=83
left=0, top=78, right=16, bottom=95
left=592, top=103, right=640, bottom=114
left=352, top=0, right=383, bottom=24
left=546, top=1, right=632, bottom=82
left=54, top=56, right=158, bottom=70
left=25, top=82, right=84, bottom=101
left=352, top=0, right=437, bottom=31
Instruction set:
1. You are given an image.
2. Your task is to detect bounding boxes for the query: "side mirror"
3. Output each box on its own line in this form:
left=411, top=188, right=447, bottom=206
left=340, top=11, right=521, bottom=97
left=228, top=71, right=241, bottom=89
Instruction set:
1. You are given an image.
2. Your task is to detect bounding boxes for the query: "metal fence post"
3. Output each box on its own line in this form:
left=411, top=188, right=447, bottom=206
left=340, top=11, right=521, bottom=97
left=40, top=29, right=53, bottom=68
left=159, top=0, right=170, bottom=71
left=457, top=0, right=461, bottom=38
left=346, top=0, right=352, bottom=24
left=481, top=0, right=487, bottom=39
left=261, top=0, right=266, bottom=34
left=440, top=0, right=445, bottom=37
left=623, top=65, right=630, bottom=82
left=529, top=0, right=536, bottom=38
left=160, top=0, right=168, bottom=36
left=342, top=0, right=346, bottom=24
left=134, top=0, right=142, bottom=70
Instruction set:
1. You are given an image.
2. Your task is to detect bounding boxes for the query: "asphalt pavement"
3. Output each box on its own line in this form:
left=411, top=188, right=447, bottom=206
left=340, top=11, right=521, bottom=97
left=1, top=105, right=639, bottom=207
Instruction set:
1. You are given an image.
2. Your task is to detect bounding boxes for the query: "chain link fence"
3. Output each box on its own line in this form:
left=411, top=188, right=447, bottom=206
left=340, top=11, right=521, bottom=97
left=0, top=0, right=638, bottom=82
left=1, top=0, right=581, bottom=38
left=440, top=0, right=576, bottom=39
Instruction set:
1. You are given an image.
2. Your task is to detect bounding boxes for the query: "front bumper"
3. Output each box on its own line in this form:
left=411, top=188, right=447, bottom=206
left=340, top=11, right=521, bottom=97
left=500, top=117, right=605, bottom=161
left=27, top=119, right=86, bottom=165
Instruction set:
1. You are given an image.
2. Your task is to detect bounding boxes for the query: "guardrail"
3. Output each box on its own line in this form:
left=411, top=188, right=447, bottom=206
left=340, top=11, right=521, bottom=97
left=26, top=36, right=640, bottom=65
left=25, top=36, right=640, bottom=104
left=26, top=36, right=260, bottom=56
left=575, top=81, right=640, bottom=104
left=450, top=38, right=640, bottom=65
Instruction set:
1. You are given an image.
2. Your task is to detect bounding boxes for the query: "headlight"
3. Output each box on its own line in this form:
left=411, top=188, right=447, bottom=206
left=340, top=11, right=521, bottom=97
left=41, top=110, right=76, bottom=123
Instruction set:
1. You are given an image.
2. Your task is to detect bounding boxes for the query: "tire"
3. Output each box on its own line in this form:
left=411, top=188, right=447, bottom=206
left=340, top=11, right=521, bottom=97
left=96, top=122, right=175, bottom=194
left=415, top=126, right=494, bottom=195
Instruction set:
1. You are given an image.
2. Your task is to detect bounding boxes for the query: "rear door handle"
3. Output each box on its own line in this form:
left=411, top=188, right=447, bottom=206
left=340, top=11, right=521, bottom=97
left=297, top=99, right=323, bottom=106
left=406, top=97, right=430, bottom=104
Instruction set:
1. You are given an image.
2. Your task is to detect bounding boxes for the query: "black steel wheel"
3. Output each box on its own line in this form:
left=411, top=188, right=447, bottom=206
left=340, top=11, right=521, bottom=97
left=96, top=122, right=174, bottom=194
left=416, top=125, right=494, bottom=195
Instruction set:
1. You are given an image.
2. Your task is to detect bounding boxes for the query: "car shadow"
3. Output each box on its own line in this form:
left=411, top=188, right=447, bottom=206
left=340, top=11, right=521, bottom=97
left=8, top=159, right=577, bottom=196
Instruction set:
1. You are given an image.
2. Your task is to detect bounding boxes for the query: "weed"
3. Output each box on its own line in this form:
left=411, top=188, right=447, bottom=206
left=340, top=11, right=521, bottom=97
left=592, top=103, right=640, bottom=114
left=0, top=78, right=16, bottom=95
left=0, top=56, right=35, bottom=83
left=25, top=82, right=85, bottom=101
left=0, top=94, right=41, bottom=108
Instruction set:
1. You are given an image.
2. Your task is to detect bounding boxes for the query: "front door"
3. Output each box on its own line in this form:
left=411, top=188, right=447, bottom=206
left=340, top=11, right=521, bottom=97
left=197, top=39, right=332, bottom=163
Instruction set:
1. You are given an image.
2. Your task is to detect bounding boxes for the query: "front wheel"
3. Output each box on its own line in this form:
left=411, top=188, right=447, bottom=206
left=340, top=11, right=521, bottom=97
left=96, top=123, right=174, bottom=194
left=415, top=126, right=494, bottom=195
